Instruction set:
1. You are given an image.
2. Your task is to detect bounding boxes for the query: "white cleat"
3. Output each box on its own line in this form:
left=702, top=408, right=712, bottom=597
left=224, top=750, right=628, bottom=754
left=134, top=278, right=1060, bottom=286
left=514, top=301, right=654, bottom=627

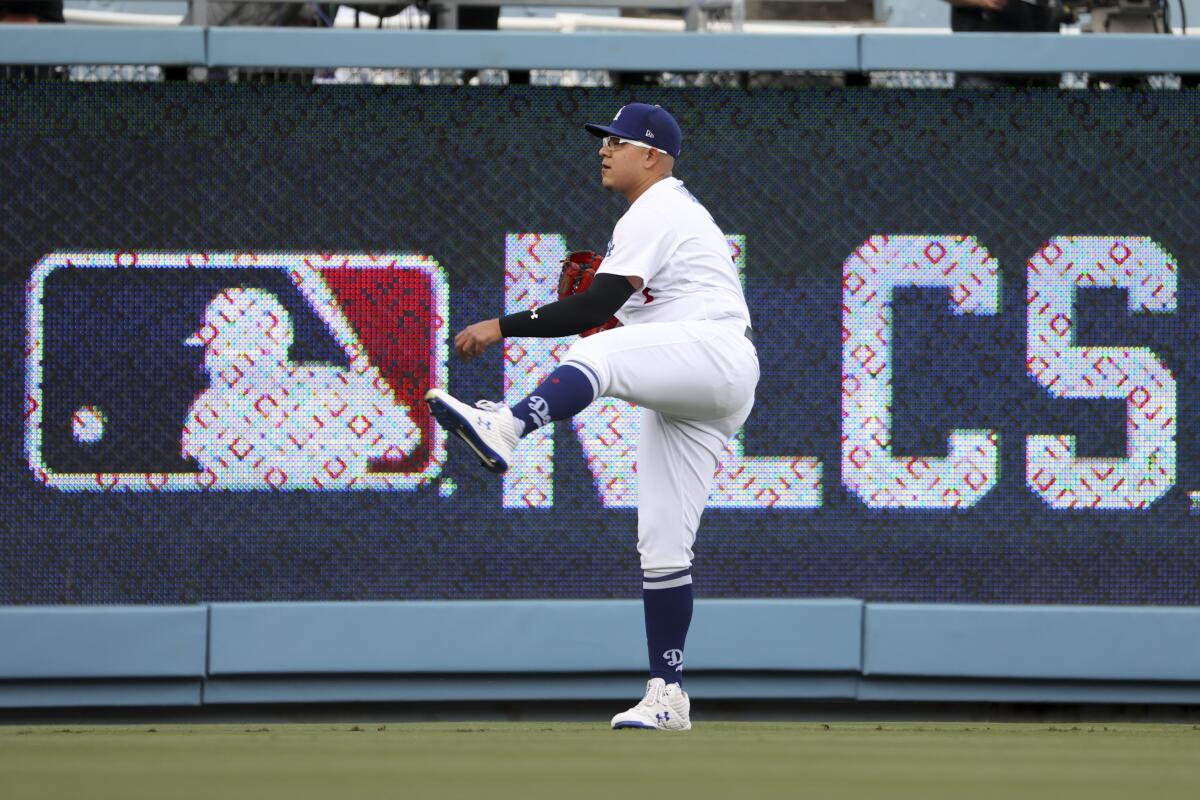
left=611, top=678, right=692, bottom=731
left=425, top=389, right=519, bottom=474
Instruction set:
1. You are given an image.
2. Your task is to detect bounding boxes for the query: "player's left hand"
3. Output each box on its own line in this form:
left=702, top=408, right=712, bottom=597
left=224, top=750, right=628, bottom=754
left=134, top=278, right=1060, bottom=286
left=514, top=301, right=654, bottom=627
left=454, top=318, right=502, bottom=359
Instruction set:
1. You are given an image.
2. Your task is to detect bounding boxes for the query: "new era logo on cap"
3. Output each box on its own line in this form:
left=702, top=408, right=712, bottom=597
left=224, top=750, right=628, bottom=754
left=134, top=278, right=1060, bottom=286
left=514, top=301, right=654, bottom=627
left=584, top=103, right=682, bottom=158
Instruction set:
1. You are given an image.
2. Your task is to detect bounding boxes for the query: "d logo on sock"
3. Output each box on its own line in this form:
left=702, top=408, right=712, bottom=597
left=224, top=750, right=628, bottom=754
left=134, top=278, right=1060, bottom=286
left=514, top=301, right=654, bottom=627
left=663, top=649, right=684, bottom=670
left=527, top=395, right=552, bottom=428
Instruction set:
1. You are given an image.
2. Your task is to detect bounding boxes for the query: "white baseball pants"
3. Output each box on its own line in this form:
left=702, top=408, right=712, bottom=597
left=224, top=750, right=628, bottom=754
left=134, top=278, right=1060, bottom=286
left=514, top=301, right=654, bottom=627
left=565, top=319, right=759, bottom=571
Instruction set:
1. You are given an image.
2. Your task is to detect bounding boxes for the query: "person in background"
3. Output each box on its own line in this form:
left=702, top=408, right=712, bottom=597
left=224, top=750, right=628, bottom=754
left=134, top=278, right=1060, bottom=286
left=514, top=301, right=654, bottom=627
left=942, top=0, right=1062, bottom=87
left=0, top=0, right=61, bottom=22
left=944, top=0, right=1060, bottom=33
left=426, top=4, right=530, bottom=85
left=165, top=3, right=320, bottom=83
left=0, top=1, right=65, bottom=80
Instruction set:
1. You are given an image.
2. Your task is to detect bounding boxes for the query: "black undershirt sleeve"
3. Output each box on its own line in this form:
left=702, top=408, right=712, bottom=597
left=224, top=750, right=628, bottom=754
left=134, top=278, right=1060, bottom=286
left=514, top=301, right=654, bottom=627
left=499, top=273, right=636, bottom=338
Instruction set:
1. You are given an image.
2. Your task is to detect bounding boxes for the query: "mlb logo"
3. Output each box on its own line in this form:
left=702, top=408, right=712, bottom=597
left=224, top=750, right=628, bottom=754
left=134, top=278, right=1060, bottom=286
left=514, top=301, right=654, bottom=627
left=25, top=251, right=449, bottom=491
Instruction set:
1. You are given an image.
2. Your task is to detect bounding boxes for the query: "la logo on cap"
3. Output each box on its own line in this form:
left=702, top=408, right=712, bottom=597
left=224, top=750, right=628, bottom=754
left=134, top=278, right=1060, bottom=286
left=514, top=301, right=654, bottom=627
left=584, top=102, right=683, bottom=159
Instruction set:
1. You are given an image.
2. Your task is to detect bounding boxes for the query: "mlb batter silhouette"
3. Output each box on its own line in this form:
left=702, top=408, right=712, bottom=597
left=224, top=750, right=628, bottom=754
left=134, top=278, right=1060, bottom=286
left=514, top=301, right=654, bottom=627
left=183, top=287, right=420, bottom=490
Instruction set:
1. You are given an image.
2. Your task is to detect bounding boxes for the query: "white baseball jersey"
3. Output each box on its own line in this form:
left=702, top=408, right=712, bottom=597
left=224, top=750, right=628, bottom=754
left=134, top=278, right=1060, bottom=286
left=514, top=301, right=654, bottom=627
left=596, top=177, right=751, bottom=329
left=565, top=175, right=759, bottom=573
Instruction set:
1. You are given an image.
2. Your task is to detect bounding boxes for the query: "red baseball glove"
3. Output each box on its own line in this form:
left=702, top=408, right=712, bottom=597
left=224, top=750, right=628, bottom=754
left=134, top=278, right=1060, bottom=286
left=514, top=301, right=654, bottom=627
left=557, top=250, right=621, bottom=338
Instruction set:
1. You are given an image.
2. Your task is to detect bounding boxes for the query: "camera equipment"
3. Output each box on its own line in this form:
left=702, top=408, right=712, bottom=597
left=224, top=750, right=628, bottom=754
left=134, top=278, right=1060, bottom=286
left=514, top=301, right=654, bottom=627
left=1054, top=0, right=1172, bottom=33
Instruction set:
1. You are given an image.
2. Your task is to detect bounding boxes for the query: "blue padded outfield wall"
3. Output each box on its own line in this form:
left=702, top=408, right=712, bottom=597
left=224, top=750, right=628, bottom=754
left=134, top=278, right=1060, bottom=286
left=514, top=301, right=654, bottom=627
left=3, top=83, right=1200, bottom=705
left=5, top=601, right=1200, bottom=707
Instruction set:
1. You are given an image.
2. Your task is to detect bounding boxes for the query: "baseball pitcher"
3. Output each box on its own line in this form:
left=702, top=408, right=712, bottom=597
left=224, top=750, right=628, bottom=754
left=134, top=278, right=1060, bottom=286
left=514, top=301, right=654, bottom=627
left=426, top=103, right=759, bottom=732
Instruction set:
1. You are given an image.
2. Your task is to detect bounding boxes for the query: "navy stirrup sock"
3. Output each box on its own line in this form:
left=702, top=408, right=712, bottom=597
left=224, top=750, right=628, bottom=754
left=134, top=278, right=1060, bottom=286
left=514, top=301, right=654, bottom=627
left=643, top=568, right=694, bottom=686
left=510, top=363, right=596, bottom=437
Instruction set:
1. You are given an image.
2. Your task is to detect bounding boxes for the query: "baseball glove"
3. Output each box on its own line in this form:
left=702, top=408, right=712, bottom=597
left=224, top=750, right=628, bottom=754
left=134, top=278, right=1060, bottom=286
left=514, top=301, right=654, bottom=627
left=557, top=250, right=621, bottom=338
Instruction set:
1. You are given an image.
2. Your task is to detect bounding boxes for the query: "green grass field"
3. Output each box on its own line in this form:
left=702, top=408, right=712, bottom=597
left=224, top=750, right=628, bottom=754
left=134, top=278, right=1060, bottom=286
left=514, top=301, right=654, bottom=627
left=2, top=721, right=1198, bottom=800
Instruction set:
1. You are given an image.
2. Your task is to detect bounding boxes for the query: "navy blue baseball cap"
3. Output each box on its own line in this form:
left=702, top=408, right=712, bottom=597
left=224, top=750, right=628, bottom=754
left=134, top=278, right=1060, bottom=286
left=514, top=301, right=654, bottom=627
left=584, top=103, right=682, bottom=158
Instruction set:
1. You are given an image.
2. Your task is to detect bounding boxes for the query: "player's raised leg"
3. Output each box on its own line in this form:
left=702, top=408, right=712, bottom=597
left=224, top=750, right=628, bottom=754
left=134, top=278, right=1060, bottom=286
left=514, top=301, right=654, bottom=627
left=424, top=389, right=519, bottom=473
left=425, top=361, right=597, bottom=473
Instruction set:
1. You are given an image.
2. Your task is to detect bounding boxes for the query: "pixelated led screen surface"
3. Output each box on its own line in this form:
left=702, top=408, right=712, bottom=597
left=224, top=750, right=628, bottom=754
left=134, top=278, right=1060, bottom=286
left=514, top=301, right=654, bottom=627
left=3, top=84, right=1200, bottom=604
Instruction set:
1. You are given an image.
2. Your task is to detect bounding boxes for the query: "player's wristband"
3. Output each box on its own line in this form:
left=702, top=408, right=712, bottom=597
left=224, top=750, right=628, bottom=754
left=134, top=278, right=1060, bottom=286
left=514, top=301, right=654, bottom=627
left=500, top=273, right=634, bottom=338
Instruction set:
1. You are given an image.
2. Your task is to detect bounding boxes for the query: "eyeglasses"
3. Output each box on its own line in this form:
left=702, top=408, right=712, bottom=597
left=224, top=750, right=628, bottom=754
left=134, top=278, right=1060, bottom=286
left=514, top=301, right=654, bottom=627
left=601, top=135, right=669, bottom=155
